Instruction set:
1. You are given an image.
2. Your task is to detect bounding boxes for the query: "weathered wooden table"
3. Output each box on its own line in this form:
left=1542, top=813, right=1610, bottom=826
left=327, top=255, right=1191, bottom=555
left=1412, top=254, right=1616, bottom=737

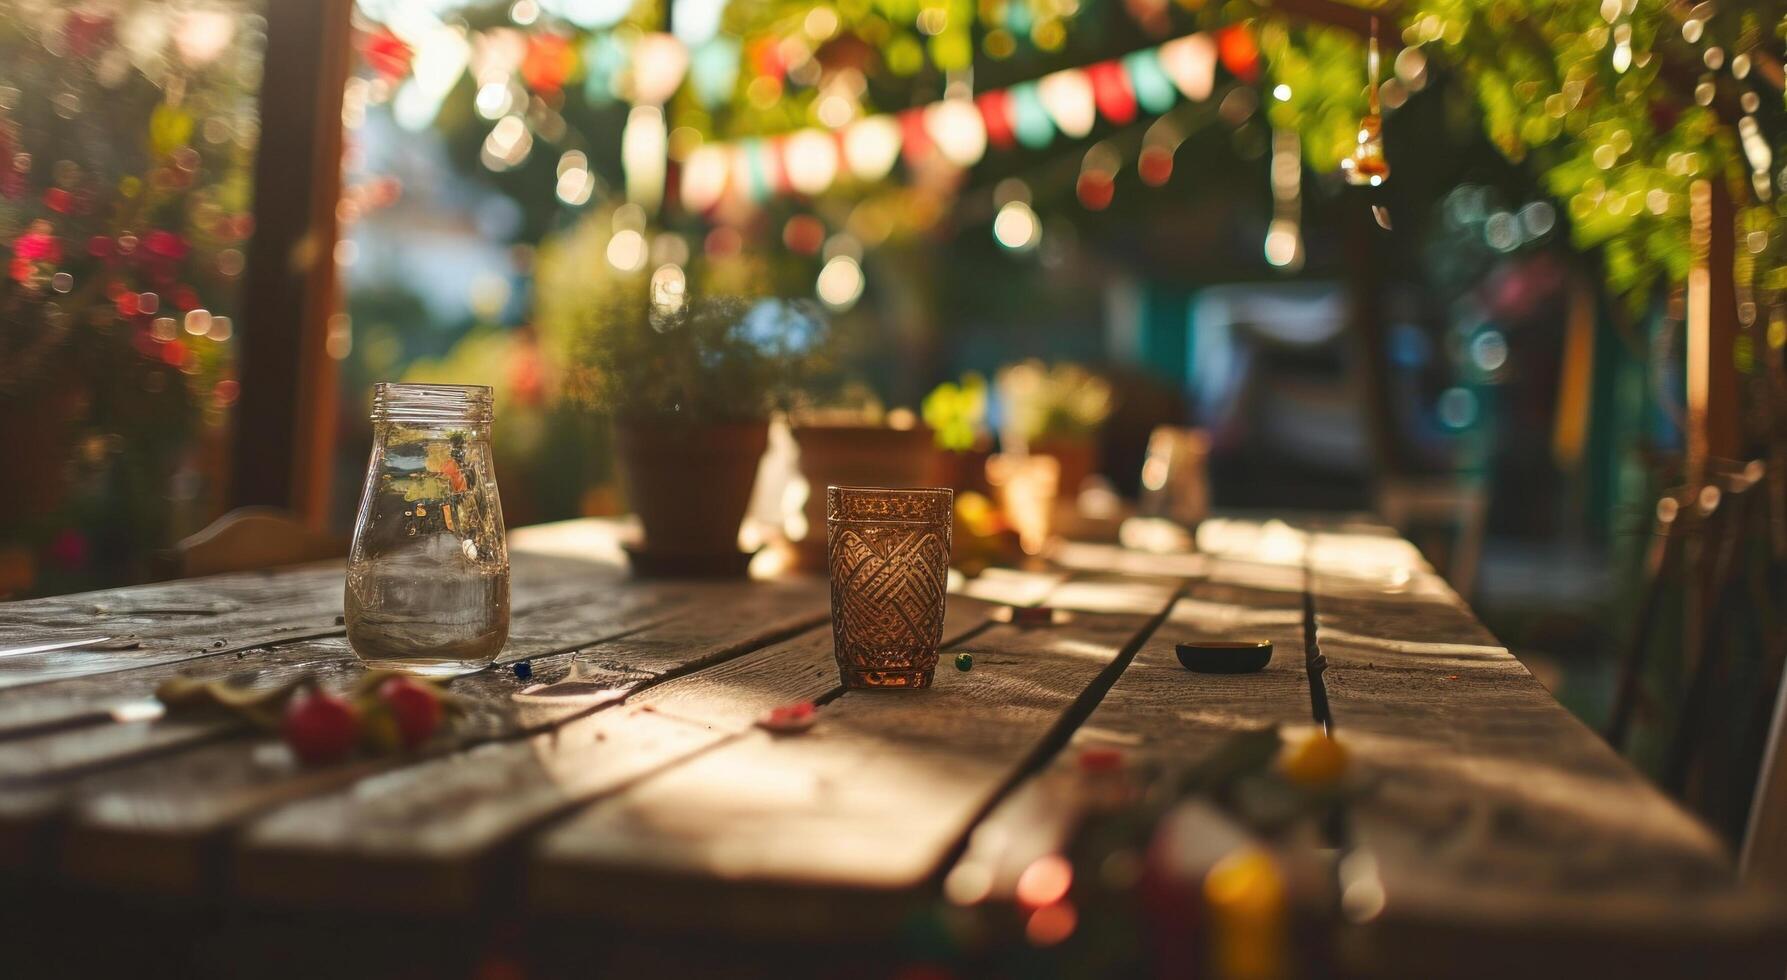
left=0, top=517, right=1780, bottom=977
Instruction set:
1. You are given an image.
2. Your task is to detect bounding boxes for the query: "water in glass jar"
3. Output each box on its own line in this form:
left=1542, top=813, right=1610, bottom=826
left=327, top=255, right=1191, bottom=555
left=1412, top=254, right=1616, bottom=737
left=346, top=531, right=509, bottom=676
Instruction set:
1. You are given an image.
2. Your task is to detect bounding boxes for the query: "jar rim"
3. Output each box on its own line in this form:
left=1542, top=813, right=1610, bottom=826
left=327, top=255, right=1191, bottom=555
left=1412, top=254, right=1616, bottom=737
left=372, top=382, right=494, bottom=424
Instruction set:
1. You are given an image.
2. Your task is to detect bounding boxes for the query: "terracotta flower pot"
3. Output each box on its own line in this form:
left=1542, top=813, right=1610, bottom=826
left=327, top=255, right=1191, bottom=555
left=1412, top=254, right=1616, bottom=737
left=926, top=444, right=994, bottom=499
left=791, top=424, right=934, bottom=570
left=614, top=418, right=769, bottom=572
left=1032, top=436, right=1098, bottom=500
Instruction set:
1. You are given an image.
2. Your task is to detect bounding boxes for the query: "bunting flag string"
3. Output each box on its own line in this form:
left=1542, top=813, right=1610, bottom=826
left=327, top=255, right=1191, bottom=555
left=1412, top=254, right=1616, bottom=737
left=677, top=31, right=1228, bottom=214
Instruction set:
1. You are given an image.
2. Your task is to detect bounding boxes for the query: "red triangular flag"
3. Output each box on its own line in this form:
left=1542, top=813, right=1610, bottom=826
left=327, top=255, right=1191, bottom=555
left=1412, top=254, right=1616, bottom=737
left=1087, top=61, right=1137, bottom=126
left=900, top=108, right=933, bottom=166
left=976, top=90, right=1017, bottom=150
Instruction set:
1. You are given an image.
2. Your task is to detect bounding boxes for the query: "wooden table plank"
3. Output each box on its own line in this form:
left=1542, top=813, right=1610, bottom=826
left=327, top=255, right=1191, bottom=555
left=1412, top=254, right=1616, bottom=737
left=1304, top=530, right=1786, bottom=974
left=525, top=574, right=1181, bottom=936
left=0, top=552, right=613, bottom=693
left=946, top=555, right=1314, bottom=904
left=225, top=590, right=1006, bottom=914
left=0, top=514, right=1777, bottom=974
left=0, top=570, right=680, bottom=784
left=950, top=523, right=1785, bottom=976
left=0, top=578, right=828, bottom=893
left=232, top=643, right=823, bottom=914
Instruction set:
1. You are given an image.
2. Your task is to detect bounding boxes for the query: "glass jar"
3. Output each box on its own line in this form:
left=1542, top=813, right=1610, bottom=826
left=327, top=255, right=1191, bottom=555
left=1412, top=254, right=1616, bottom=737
left=345, top=383, right=509, bottom=676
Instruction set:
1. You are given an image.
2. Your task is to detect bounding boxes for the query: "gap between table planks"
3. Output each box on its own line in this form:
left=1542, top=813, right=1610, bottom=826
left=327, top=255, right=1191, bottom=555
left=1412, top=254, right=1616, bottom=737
left=0, top=554, right=693, bottom=785
left=521, top=571, right=1184, bottom=936
left=0, top=552, right=614, bottom=694
left=227, top=585, right=1014, bottom=914
left=946, top=554, right=1312, bottom=904
left=950, top=529, right=1786, bottom=977
left=0, top=546, right=1071, bottom=904
left=1304, top=533, right=1786, bottom=975
left=0, top=570, right=832, bottom=890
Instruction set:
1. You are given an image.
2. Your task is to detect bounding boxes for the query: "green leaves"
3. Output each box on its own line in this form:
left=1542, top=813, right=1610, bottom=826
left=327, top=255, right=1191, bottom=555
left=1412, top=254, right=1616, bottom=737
left=1263, top=0, right=1783, bottom=311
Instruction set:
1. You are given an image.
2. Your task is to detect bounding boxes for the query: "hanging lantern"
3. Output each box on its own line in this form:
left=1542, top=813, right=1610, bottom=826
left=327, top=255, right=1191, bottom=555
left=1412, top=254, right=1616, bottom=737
left=844, top=116, right=903, bottom=180
left=926, top=99, right=988, bottom=167
left=1138, top=145, right=1174, bottom=186
left=1077, top=142, right=1119, bottom=210
left=1038, top=69, right=1097, bottom=139
left=784, top=129, right=840, bottom=195
left=1341, top=28, right=1389, bottom=187
left=1157, top=33, right=1216, bottom=102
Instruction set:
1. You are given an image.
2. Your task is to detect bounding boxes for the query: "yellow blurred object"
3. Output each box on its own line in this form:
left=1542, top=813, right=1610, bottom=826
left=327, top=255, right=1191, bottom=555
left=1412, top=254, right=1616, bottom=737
left=1204, top=847, right=1286, bottom=980
left=951, top=491, right=1021, bottom=576
left=1280, top=730, right=1349, bottom=787
left=986, top=453, right=1059, bottom=556
left=0, top=546, right=35, bottom=599
left=956, top=491, right=1005, bottom=538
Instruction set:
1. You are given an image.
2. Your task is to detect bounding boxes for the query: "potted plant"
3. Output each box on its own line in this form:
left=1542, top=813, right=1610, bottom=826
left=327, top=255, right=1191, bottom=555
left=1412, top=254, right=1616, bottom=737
left=788, top=386, right=935, bottom=570
left=921, top=372, right=994, bottom=496
left=994, top=360, right=1113, bottom=498
left=572, top=289, right=809, bottom=576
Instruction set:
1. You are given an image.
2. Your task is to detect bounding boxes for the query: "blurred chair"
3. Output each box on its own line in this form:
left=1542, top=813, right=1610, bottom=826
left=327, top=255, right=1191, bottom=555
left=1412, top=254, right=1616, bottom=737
left=1137, top=425, right=1211, bottom=529
left=1375, top=476, right=1488, bottom=598
left=1745, top=660, right=1787, bottom=892
left=170, top=507, right=346, bottom=578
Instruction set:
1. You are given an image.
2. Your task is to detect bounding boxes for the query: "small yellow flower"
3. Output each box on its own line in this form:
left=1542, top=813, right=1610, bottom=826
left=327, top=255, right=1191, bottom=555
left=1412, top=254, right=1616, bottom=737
left=1280, top=731, right=1348, bottom=787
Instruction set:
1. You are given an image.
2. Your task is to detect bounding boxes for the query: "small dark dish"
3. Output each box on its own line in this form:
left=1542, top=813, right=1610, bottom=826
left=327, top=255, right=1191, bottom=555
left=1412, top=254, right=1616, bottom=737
left=1175, top=640, right=1273, bottom=674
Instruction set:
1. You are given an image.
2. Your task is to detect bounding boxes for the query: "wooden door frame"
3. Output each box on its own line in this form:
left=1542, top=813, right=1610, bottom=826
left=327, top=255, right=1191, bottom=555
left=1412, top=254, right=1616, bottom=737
left=230, top=0, right=354, bottom=526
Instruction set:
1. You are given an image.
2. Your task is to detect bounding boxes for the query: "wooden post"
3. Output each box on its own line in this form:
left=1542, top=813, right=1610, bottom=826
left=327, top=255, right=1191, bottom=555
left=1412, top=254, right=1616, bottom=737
left=1686, top=178, right=1742, bottom=486
left=230, top=0, right=352, bottom=525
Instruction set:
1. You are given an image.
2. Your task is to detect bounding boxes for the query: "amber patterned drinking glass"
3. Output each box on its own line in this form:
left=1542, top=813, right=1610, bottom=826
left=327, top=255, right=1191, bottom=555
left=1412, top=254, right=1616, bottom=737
left=826, top=487, right=954, bottom=689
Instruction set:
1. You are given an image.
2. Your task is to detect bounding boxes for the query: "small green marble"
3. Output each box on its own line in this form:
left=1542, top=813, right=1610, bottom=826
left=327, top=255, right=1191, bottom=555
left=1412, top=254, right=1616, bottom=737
left=955, top=652, right=974, bottom=672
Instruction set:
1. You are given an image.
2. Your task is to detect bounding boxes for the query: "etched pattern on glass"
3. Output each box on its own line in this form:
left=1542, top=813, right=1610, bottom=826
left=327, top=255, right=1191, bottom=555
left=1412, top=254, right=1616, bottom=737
left=826, top=487, right=953, bottom=689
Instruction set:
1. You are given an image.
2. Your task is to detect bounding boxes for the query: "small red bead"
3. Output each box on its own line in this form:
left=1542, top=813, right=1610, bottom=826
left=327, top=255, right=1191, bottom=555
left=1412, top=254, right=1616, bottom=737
left=1077, top=747, right=1125, bottom=772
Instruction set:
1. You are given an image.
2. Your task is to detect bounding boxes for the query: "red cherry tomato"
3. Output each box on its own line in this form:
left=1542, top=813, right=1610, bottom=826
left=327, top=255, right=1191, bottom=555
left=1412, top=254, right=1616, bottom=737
left=379, top=676, right=443, bottom=749
left=282, top=688, right=360, bottom=765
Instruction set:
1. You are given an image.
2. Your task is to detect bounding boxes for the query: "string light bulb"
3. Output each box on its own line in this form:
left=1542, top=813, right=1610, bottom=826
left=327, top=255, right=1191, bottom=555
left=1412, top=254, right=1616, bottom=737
left=630, top=33, right=689, bottom=104
left=925, top=99, right=987, bottom=167
left=783, top=129, right=840, bottom=195
left=843, top=116, right=903, bottom=181
left=680, top=144, right=730, bottom=212
left=1038, top=69, right=1097, bottom=139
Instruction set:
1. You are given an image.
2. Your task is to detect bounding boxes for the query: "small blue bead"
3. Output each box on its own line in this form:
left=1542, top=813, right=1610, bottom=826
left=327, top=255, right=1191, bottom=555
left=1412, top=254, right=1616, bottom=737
left=512, top=660, right=533, bottom=680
